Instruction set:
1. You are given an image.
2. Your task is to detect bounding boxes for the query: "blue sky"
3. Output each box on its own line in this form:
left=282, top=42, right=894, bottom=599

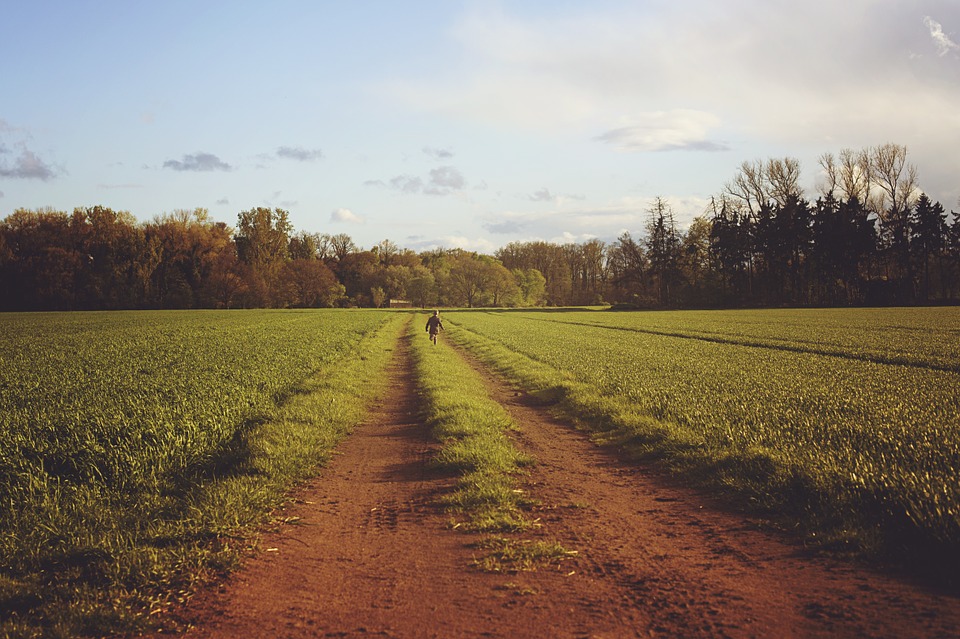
left=2, top=0, right=958, bottom=252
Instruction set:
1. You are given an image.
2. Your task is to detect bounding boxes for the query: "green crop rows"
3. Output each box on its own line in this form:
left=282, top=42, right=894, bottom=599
left=447, top=307, right=960, bottom=569
left=0, top=309, right=397, bottom=636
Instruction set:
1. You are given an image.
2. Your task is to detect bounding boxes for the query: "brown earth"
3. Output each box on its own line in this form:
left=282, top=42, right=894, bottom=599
left=152, top=332, right=960, bottom=638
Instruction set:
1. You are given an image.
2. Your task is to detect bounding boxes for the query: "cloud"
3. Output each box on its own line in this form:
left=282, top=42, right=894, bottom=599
left=596, top=110, right=729, bottom=152
left=276, top=146, right=324, bottom=161
left=390, top=175, right=425, bottom=194
left=483, top=219, right=526, bottom=234
left=216, top=197, right=230, bottom=205
left=423, top=146, right=454, bottom=159
left=0, top=144, right=60, bottom=180
left=529, top=188, right=554, bottom=202
left=370, top=166, right=468, bottom=196
left=528, top=187, right=587, bottom=204
left=331, top=208, right=365, bottom=224
left=163, top=152, right=232, bottom=172
left=429, top=166, right=465, bottom=190
left=405, top=235, right=497, bottom=253
left=924, top=16, right=959, bottom=56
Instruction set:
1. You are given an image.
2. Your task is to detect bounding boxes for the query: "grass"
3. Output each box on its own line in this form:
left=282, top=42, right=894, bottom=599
left=0, top=310, right=406, bottom=638
left=443, top=308, right=960, bottom=585
left=470, top=537, right=577, bottom=573
left=409, top=316, right=577, bottom=573
left=409, top=318, right=530, bottom=532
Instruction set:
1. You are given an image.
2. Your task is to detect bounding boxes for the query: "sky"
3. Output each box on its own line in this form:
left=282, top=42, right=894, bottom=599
left=1, top=0, right=958, bottom=253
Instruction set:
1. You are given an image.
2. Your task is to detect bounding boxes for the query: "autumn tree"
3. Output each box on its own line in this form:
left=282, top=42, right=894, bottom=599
left=234, top=207, right=293, bottom=306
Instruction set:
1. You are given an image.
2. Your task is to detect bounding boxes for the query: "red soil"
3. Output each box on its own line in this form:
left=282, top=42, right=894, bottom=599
left=153, top=333, right=960, bottom=638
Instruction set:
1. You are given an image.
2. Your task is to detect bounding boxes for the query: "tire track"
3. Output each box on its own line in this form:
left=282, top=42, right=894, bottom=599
left=452, top=344, right=960, bottom=639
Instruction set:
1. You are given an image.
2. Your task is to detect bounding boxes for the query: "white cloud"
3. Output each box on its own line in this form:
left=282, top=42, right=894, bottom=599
left=0, top=145, right=59, bottom=180
left=379, top=1, right=960, bottom=203
left=276, top=146, right=324, bottom=162
left=163, top=152, right=232, bottom=172
left=0, top=122, right=61, bottom=180
left=423, top=146, right=453, bottom=159
left=596, top=111, right=729, bottom=153
left=528, top=187, right=587, bottom=204
left=441, top=235, right=497, bottom=253
left=529, top=188, right=553, bottom=202
left=924, top=16, right=959, bottom=56
left=370, top=166, right=468, bottom=196
left=331, top=208, right=365, bottom=224
left=429, top=166, right=465, bottom=190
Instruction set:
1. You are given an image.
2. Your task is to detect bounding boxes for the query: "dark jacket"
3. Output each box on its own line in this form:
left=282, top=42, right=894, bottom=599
left=426, top=315, right=443, bottom=333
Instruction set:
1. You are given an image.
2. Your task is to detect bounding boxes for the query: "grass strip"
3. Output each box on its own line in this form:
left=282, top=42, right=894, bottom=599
left=409, top=320, right=530, bottom=533
left=409, top=317, right=577, bottom=574
left=1, top=312, right=407, bottom=639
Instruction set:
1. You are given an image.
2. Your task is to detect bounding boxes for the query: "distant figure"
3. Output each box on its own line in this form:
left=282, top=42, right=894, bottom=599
left=425, top=310, right=444, bottom=345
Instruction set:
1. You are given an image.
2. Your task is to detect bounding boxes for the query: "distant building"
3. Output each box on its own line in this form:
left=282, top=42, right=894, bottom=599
left=389, top=299, right=413, bottom=308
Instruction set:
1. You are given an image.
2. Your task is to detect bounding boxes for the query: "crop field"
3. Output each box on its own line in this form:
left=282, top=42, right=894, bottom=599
left=0, top=309, right=400, bottom=636
left=446, top=307, right=960, bottom=559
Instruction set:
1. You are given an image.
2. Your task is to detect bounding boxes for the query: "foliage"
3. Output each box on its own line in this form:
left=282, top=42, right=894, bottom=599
left=445, top=307, right=960, bottom=581
left=0, top=309, right=402, bottom=637
left=2, top=142, right=958, bottom=311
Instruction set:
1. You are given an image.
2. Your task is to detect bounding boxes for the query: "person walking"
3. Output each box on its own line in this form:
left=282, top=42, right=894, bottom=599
left=425, top=310, right=444, bottom=345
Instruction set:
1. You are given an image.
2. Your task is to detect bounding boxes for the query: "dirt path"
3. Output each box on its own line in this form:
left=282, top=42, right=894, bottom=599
left=161, top=332, right=960, bottom=638
left=460, top=348, right=960, bottom=639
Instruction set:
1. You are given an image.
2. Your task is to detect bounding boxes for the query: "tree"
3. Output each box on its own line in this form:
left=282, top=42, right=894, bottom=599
left=708, top=196, right=753, bottom=303
left=407, top=266, right=438, bottom=308
left=235, top=207, right=292, bottom=269
left=335, top=250, right=379, bottom=306
left=289, top=231, right=323, bottom=260
left=234, top=207, right=293, bottom=306
left=70, top=205, right=149, bottom=309
left=947, top=208, right=960, bottom=299
left=910, top=194, right=948, bottom=302
left=608, top=232, right=650, bottom=305
left=285, top=259, right=344, bottom=307
left=495, top=241, right=572, bottom=305
left=0, top=208, right=82, bottom=310
left=513, top=268, right=547, bottom=306
left=144, top=208, right=236, bottom=308
left=447, top=253, right=492, bottom=307
left=487, top=260, right=520, bottom=307
left=328, top=233, right=357, bottom=262
left=645, top=197, right=682, bottom=306
left=725, top=157, right=802, bottom=215
left=809, top=195, right=875, bottom=305
left=677, top=216, right=720, bottom=306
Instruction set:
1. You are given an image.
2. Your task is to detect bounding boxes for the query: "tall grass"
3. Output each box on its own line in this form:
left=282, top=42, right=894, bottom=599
left=0, top=310, right=406, bottom=638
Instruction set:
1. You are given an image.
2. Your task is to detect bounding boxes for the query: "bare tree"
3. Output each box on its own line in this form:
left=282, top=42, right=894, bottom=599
left=869, top=143, right=919, bottom=217
left=839, top=147, right=872, bottom=204
left=725, top=157, right=802, bottom=214
left=725, top=159, right=768, bottom=215
left=328, top=233, right=357, bottom=261
left=767, top=157, right=802, bottom=207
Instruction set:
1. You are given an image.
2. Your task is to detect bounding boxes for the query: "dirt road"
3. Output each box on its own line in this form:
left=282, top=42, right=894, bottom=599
left=164, top=333, right=960, bottom=638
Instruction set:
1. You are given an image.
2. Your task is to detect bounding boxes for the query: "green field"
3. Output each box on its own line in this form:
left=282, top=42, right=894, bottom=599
left=3, top=306, right=959, bottom=636
left=446, top=307, right=960, bottom=566
left=0, top=309, right=402, bottom=637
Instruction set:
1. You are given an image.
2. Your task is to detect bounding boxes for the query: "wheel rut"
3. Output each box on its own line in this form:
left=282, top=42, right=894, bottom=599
left=452, top=344, right=960, bottom=639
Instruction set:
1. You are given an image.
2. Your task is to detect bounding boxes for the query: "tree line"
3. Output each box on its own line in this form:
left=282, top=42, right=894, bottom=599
left=1, top=143, right=958, bottom=311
